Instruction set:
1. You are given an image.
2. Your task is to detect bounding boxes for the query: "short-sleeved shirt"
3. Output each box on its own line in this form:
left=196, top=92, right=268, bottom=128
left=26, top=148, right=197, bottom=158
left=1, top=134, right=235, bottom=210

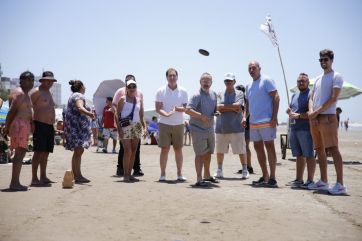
left=246, top=76, right=277, bottom=124
left=155, top=84, right=188, bottom=126
left=103, top=106, right=116, bottom=128
left=113, top=87, right=143, bottom=106
left=215, top=89, right=244, bottom=134
left=289, top=89, right=310, bottom=131
left=187, top=89, right=217, bottom=133
left=312, top=71, right=343, bottom=114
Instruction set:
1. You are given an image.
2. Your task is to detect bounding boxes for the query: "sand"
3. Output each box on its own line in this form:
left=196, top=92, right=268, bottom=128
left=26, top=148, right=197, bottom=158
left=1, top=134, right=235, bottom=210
left=0, top=127, right=361, bottom=241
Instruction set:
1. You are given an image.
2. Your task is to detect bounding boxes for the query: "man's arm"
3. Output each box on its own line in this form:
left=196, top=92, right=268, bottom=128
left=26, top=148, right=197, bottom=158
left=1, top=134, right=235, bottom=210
left=269, top=90, right=280, bottom=127
left=155, top=101, right=174, bottom=117
left=139, top=100, right=146, bottom=129
left=309, top=88, right=341, bottom=119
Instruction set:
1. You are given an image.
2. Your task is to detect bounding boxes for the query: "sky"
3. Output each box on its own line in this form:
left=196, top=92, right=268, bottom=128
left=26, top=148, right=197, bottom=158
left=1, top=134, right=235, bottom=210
left=1, top=0, right=362, bottom=122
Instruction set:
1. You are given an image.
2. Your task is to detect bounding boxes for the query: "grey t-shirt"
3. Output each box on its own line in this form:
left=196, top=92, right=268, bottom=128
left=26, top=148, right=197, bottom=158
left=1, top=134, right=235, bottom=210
left=312, top=71, right=343, bottom=114
left=215, top=89, right=244, bottom=134
left=187, top=89, right=217, bottom=133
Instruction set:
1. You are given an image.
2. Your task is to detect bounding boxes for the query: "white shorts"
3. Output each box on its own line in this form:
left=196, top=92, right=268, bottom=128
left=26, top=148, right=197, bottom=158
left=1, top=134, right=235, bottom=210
left=103, top=128, right=118, bottom=140
left=216, top=133, right=246, bottom=154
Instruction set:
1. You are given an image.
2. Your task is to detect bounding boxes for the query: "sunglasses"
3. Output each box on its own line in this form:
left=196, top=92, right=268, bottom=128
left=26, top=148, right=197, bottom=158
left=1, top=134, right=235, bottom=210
left=319, top=58, right=330, bottom=62
left=127, top=85, right=137, bottom=89
left=297, top=80, right=308, bottom=83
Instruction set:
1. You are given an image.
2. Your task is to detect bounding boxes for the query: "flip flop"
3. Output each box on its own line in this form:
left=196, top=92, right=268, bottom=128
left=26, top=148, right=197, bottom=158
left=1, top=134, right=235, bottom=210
left=195, top=181, right=208, bottom=187
left=203, top=177, right=219, bottom=183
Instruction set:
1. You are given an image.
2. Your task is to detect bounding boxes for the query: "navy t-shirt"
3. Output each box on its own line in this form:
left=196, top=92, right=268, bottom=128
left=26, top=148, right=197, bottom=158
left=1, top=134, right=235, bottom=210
left=289, top=89, right=310, bottom=131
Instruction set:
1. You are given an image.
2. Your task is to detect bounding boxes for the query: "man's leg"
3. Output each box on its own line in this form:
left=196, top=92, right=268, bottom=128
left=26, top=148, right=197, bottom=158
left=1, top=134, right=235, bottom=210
left=103, top=138, right=109, bottom=152
left=39, top=151, right=52, bottom=183
left=160, top=147, right=170, bottom=177
left=195, top=155, right=204, bottom=182
left=174, top=147, right=184, bottom=177
left=296, top=156, right=306, bottom=181
left=112, top=138, right=117, bottom=152
left=133, top=141, right=141, bottom=172
left=264, top=140, right=277, bottom=180
left=316, top=147, right=328, bottom=183
left=117, top=140, right=124, bottom=175
left=203, top=153, right=212, bottom=179
left=10, top=147, right=27, bottom=191
left=253, top=141, right=269, bottom=180
left=328, top=146, right=343, bottom=184
left=306, top=157, right=316, bottom=182
left=31, top=151, right=41, bottom=185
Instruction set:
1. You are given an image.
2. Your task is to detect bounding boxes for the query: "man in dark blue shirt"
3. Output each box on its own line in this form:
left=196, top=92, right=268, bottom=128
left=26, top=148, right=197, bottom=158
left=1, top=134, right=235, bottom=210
left=286, top=73, right=316, bottom=188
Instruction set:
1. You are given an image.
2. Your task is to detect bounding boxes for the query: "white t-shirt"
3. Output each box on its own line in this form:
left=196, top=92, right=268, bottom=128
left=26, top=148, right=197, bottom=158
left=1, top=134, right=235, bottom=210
left=312, top=71, right=343, bottom=114
left=155, top=84, right=188, bottom=125
left=120, top=97, right=141, bottom=123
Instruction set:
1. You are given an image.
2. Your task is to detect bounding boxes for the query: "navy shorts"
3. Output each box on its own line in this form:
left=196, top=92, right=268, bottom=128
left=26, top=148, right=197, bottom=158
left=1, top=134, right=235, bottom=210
left=33, top=121, right=55, bottom=153
left=289, top=129, right=314, bottom=158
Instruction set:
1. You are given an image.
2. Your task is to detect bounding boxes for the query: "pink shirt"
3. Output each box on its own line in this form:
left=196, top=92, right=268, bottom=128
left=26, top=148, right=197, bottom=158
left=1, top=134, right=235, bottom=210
left=112, top=87, right=143, bottom=106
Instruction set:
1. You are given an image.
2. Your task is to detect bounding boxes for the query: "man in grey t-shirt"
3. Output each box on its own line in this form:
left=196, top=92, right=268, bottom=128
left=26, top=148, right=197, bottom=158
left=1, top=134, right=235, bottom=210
left=186, top=73, right=218, bottom=186
left=214, top=73, right=249, bottom=179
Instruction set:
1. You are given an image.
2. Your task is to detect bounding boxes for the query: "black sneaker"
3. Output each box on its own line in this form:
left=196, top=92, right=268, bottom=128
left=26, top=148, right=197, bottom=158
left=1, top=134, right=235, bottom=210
left=116, top=168, right=124, bottom=176
left=247, top=166, right=254, bottom=174
left=133, top=169, right=144, bottom=176
left=237, top=169, right=243, bottom=174
left=265, top=178, right=278, bottom=188
left=252, top=177, right=266, bottom=186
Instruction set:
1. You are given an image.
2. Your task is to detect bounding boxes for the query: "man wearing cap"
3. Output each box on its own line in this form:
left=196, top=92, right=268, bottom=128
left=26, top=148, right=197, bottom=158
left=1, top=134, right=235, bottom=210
left=155, top=68, right=188, bottom=182
left=214, top=73, right=249, bottom=179
left=102, top=97, right=117, bottom=154
left=185, top=72, right=218, bottom=186
left=244, top=61, right=279, bottom=188
left=30, top=71, right=57, bottom=185
left=113, top=74, right=145, bottom=176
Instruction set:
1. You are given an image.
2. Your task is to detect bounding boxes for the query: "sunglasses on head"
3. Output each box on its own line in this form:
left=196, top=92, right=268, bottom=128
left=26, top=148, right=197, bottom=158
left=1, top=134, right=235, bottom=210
left=319, top=58, right=330, bottom=62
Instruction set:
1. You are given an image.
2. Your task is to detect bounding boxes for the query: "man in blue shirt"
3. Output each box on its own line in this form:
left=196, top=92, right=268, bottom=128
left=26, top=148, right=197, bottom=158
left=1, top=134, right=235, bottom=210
left=244, top=61, right=279, bottom=187
left=286, top=73, right=316, bottom=188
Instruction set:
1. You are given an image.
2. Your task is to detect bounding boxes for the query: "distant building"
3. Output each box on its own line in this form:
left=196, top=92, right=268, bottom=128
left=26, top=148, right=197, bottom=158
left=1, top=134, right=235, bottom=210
left=50, top=82, right=62, bottom=107
left=1, top=77, right=11, bottom=90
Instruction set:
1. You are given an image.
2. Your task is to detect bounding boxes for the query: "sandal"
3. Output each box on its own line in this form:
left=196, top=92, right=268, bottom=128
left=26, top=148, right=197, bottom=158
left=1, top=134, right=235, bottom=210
left=195, top=181, right=208, bottom=187
left=203, top=177, right=219, bottom=183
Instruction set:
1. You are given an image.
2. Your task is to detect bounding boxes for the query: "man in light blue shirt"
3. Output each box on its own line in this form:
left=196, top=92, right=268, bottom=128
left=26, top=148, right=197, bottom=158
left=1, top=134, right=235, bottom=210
left=244, top=61, right=279, bottom=188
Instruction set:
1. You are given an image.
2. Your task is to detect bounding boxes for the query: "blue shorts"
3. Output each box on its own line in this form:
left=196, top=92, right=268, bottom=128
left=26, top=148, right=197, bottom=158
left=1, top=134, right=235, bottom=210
left=250, top=127, right=276, bottom=142
left=289, top=129, right=314, bottom=158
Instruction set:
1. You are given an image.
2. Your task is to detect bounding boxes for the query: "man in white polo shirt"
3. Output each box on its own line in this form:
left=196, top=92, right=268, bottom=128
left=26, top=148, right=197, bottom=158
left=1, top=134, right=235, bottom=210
left=155, top=68, right=188, bottom=182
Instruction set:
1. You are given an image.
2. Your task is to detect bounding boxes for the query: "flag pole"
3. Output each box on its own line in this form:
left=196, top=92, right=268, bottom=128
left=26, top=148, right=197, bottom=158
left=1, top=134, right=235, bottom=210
left=276, top=46, right=290, bottom=106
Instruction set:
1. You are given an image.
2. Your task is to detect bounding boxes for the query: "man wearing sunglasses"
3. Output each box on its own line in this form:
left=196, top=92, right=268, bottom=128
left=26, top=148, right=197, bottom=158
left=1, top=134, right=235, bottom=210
left=308, top=49, right=346, bottom=195
left=286, top=73, right=316, bottom=189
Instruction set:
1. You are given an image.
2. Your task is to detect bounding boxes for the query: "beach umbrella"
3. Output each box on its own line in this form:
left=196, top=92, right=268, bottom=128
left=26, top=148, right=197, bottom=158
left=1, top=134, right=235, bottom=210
left=0, top=101, right=9, bottom=124
left=290, top=79, right=362, bottom=100
left=93, top=79, right=125, bottom=116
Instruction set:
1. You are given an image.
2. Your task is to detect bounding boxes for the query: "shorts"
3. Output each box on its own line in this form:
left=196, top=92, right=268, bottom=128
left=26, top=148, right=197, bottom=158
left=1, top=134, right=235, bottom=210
left=310, top=114, right=338, bottom=149
left=33, top=121, right=55, bottom=152
left=121, top=122, right=142, bottom=140
left=250, top=127, right=276, bottom=142
left=158, top=123, right=184, bottom=148
left=9, top=118, right=31, bottom=149
left=191, top=131, right=215, bottom=155
left=103, top=128, right=118, bottom=140
left=289, top=129, right=314, bottom=158
left=216, top=132, right=246, bottom=154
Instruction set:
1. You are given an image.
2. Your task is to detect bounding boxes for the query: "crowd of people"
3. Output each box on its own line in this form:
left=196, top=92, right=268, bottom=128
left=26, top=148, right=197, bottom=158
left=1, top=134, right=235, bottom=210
left=2, top=48, right=347, bottom=195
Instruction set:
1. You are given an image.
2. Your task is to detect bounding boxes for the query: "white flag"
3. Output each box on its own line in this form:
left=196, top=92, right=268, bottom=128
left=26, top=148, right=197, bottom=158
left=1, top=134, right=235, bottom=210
left=260, top=15, right=278, bottom=47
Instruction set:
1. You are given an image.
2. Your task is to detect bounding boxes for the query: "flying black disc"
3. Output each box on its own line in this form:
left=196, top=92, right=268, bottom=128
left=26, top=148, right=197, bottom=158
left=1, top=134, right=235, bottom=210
left=198, top=49, right=210, bottom=56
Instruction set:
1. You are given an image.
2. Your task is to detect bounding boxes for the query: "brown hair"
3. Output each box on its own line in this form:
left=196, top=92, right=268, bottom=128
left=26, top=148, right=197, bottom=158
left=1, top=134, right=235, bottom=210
left=69, top=80, right=84, bottom=93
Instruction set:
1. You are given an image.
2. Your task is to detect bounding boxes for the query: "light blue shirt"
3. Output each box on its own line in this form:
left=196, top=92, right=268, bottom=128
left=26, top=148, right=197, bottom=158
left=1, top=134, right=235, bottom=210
left=246, top=76, right=277, bottom=124
left=312, top=71, right=343, bottom=114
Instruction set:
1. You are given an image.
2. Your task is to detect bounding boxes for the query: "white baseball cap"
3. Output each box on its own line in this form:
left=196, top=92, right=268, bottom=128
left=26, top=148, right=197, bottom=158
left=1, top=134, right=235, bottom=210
left=224, top=73, right=235, bottom=81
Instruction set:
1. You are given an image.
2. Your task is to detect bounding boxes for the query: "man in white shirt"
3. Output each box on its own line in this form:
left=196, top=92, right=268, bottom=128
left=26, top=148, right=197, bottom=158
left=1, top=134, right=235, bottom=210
left=155, top=68, right=188, bottom=182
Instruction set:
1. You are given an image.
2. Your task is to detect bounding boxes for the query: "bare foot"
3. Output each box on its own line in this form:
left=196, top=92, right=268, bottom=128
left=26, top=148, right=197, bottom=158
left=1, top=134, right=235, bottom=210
left=9, top=184, right=28, bottom=191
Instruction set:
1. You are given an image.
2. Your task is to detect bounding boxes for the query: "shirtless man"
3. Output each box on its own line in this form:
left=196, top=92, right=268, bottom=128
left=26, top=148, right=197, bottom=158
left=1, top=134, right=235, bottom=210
left=4, top=71, right=34, bottom=191
left=30, top=71, right=57, bottom=185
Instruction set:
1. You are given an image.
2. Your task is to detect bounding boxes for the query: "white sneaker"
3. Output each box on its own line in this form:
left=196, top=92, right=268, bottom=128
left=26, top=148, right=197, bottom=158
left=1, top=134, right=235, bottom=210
left=214, top=169, right=223, bottom=178
left=159, top=176, right=166, bottom=182
left=241, top=170, right=249, bottom=179
left=177, top=175, right=187, bottom=181
left=308, top=180, right=329, bottom=190
left=328, top=182, right=347, bottom=195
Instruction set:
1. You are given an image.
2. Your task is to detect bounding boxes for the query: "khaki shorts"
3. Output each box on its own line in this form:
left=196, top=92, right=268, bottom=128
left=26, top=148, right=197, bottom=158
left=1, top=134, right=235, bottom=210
left=158, top=123, right=184, bottom=148
left=310, top=114, right=338, bottom=149
left=216, top=132, right=246, bottom=154
left=191, top=131, right=215, bottom=155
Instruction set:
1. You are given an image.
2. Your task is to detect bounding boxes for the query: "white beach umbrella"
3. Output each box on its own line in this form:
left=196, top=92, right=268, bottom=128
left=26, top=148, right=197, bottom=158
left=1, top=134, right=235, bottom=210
left=93, top=79, right=125, bottom=116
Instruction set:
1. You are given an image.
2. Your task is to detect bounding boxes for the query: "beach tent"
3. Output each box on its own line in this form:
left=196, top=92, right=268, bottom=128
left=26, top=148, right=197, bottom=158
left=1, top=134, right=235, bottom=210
left=93, top=79, right=125, bottom=116
left=0, top=101, right=9, bottom=124
left=290, top=79, right=362, bottom=100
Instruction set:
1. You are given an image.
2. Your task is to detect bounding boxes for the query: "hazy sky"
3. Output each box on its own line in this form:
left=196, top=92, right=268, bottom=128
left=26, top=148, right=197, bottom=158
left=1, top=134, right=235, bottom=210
left=1, top=0, right=361, bottom=122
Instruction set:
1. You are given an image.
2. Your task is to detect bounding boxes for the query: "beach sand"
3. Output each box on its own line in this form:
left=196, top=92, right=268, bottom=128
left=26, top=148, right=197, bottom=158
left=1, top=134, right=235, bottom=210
left=1, top=127, right=361, bottom=241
